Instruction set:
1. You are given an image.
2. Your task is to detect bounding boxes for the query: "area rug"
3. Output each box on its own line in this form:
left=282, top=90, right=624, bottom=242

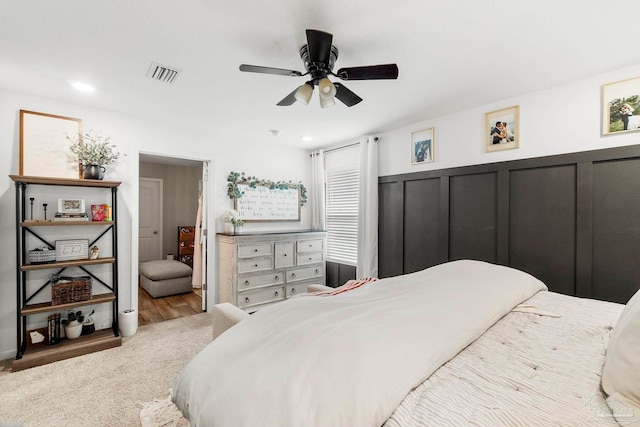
left=0, top=312, right=211, bottom=427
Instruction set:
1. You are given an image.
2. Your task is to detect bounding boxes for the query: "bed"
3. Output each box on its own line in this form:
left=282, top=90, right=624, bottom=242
left=171, top=260, right=640, bottom=427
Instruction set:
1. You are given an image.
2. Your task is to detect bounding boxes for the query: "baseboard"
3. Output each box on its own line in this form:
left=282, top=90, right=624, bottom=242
left=0, top=348, right=16, bottom=362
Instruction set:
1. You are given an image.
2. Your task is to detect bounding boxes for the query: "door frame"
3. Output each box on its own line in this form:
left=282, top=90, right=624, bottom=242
left=131, top=151, right=215, bottom=313
left=138, top=177, right=164, bottom=262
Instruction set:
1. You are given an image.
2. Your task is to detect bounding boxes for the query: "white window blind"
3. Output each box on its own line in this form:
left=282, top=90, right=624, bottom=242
left=325, top=166, right=359, bottom=265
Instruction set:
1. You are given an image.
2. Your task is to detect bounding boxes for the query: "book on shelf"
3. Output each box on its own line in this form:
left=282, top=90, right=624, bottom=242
left=53, top=212, right=90, bottom=222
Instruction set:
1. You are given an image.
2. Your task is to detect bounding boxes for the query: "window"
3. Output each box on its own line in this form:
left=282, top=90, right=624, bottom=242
left=325, top=165, right=359, bottom=265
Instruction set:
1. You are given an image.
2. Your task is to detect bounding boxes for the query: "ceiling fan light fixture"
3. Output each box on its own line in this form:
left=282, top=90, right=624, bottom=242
left=319, top=94, right=336, bottom=109
left=294, top=82, right=314, bottom=105
left=318, top=77, right=336, bottom=99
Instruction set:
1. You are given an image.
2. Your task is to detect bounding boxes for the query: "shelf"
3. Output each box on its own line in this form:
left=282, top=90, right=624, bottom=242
left=21, top=292, right=116, bottom=316
left=12, top=329, right=122, bottom=372
left=22, top=220, right=115, bottom=227
left=21, top=257, right=116, bottom=271
left=9, top=175, right=121, bottom=188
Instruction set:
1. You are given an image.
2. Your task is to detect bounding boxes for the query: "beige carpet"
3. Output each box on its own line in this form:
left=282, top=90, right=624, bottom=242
left=0, top=312, right=212, bottom=427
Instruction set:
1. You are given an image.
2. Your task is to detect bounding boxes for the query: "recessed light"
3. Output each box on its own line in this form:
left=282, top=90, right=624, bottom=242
left=301, top=136, right=313, bottom=142
left=70, top=81, right=95, bottom=92
left=269, top=130, right=279, bottom=137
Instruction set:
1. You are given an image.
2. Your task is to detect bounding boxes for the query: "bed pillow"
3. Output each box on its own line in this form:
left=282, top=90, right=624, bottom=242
left=602, top=288, right=640, bottom=425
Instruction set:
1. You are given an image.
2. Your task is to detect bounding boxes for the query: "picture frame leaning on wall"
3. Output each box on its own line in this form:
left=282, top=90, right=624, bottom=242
left=602, top=76, right=640, bottom=136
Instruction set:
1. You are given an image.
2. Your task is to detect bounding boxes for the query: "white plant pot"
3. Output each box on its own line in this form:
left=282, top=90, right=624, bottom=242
left=65, top=321, right=83, bottom=340
left=224, top=223, right=234, bottom=235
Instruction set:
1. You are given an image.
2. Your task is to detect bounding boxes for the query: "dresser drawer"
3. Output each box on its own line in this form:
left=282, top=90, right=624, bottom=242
left=238, top=271, right=285, bottom=290
left=238, top=257, right=274, bottom=274
left=286, top=283, right=312, bottom=298
left=287, top=265, right=323, bottom=282
left=238, top=243, right=273, bottom=258
left=296, top=251, right=323, bottom=266
left=238, top=286, right=285, bottom=309
left=297, top=239, right=323, bottom=253
left=275, top=242, right=295, bottom=268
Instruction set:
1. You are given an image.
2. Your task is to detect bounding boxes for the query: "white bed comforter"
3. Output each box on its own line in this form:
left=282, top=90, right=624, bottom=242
left=384, top=291, right=624, bottom=426
left=171, top=260, right=546, bottom=427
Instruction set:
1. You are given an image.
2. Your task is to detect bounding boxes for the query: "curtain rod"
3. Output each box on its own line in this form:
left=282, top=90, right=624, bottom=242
left=310, top=137, right=378, bottom=156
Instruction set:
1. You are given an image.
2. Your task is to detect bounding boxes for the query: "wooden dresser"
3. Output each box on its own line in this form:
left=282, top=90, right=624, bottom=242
left=178, top=226, right=195, bottom=267
left=217, top=231, right=327, bottom=312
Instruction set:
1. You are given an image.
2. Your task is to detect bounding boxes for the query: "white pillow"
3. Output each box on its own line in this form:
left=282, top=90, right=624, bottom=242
left=602, top=289, right=640, bottom=426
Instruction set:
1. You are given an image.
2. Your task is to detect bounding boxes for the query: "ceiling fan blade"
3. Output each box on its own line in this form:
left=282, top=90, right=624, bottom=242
left=239, top=64, right=302, bottom=77
left=276, top=88, right=298, bottom=106
left=336, top=64, right=399, bottom=80
left=306, top=29, right=333, bottom=64
left=334, top=82, right=362, bottom=107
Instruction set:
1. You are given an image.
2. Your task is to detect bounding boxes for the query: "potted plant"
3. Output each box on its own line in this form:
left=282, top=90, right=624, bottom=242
left=82, top=309, right=96, bottom=336
left=61, top=310, right=85, bottom=339
left=222, top=209, right=244, bottom=234
left=68, top=131, right=124, bottom=180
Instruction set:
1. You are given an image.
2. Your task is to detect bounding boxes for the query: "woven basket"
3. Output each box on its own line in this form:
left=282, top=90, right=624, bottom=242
left=28, top=248, right=56, bottom=264
left=51, top=276, right=92, bottom=305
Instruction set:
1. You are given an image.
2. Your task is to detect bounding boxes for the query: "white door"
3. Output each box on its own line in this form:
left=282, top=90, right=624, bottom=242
left=199, top=162, right=209, bottom=311
left=139, top=178, right=163, bottom=262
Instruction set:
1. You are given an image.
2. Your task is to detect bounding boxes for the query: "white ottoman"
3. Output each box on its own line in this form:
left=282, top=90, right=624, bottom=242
left=139, top=260, right=193, bottom=298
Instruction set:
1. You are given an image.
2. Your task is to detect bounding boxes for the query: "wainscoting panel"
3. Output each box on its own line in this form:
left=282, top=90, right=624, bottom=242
left=449, top=172, right=498, bottom=263
left=403, top=178, right=442, bottom=274
left=591, top=158, right=640, bottom=303
left=378, top=145, right=640, bottom=304
left=508, top=165, right=576, bottom=296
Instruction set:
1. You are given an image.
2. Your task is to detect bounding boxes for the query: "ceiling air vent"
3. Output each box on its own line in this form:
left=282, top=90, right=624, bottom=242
left=147, top=62, right=180, bottom=83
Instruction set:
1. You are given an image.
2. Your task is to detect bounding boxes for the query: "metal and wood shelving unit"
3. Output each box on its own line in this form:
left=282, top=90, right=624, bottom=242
left=10, top=175, right=122, bottom=371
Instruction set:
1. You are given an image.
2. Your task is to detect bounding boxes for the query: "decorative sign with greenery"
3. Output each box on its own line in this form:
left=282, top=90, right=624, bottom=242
left=226, top=171, right=307, bottom=222
left=227, top=171, right=307, bottom=206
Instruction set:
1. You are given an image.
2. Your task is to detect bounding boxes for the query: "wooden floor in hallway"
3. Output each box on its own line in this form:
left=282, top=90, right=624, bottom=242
left=138, top=284, right=203, bottom=326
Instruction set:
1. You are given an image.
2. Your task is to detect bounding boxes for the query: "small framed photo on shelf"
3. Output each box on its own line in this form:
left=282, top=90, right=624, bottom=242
left=486, top=106, right=519, bottom=152
left=58, top=198, right=85, bottom=214
left=601, top=76, right=640, bottom=136
left=55, top=239, right=89, bottom=261
left=410, top=127, right=434, bottom=165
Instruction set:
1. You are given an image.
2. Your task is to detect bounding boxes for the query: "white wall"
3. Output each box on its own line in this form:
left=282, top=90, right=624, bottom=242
left=378, top=64, right=640, bottom=177
left=0, top=89, right=312, bottom=359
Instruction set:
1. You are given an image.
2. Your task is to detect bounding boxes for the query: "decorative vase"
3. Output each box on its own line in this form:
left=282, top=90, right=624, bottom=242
left=82, top=164, right=106, bottom=180
left=64, top=320, right=83, bottom=339
left=81, top=319, right=95, bottom=336
left=224, top=222, right=234, bottom=235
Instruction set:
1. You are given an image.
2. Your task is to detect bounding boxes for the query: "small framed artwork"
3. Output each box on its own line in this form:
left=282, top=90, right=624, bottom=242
left=20, top=110, right=83, bottom=179
left=410, top=127, right=434, bottom=165
left=58, top=198, right=85, bottom=214
left=486, top=106, right=519, bottom=152
left=602, top=76, right=640, bottom=136
left=55, top=239, right=89, bottom=261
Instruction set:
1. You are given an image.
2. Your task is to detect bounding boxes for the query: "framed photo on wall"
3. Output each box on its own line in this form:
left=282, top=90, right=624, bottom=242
left=20, top=110, right=83, bottom=178
left=485, top=106, right=519, bottom=152
left=410, top=127, right=434, bottom=164
left=602, top=76, right=640, bottom=136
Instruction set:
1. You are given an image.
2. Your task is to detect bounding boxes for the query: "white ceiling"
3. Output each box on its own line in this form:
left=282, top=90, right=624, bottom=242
left=2, top=1, right=640, bottom=150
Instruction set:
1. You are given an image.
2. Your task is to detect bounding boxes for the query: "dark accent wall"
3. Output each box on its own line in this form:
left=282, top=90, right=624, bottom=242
left=326, top=261, right=357, bottom=288
left=378, top=145, right=640, bottom=304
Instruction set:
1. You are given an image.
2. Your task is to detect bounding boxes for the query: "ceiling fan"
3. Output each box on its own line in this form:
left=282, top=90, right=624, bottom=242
left=239, top=29, right=399, bottom=108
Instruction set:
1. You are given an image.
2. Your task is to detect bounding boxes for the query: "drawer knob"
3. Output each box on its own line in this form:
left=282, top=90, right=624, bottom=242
left=283, top=253, right=287, bottom=257
left=245, top=297, right=250, bottom=303
left=309, top=244, right=313, bottom=247
left=315, top=269, right=319, bottom=273
left=254, top=249, right=258, bottom=252
left=291, top=273, right=296, bottom=278
left=308, top=257, right=312, bottom=260
left=275, top=275, right=279, bottom=280
left=254, top=264, right=258, bottom=267
left=291, top=288, right=296, bottom=294
left=244, top=280, right=250, bottom=286
left=274, top=291, right=279, bottom=297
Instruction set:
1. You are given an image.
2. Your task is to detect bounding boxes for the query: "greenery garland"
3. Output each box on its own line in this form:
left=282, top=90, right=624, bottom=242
left=227, top=171, right=307, bottom=206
